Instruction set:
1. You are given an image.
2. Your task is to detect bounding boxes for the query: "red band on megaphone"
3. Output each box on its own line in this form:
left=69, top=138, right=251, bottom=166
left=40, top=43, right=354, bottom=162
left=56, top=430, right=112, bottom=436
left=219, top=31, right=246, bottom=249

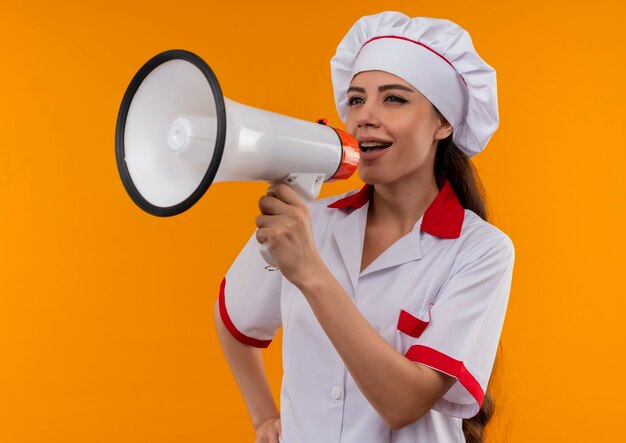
left=330, top=127, right=359, bottom=180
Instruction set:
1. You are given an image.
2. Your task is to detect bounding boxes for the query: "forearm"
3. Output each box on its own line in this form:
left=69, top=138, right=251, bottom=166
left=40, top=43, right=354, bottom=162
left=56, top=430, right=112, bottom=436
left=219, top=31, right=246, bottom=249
left=297, top=263, right=450, bottom=429
left=213, top=301, right=279, bottom=430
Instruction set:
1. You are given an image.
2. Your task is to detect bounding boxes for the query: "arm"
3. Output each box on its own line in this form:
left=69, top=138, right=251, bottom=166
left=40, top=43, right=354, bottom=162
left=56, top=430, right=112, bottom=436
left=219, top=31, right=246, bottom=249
left=213, top=301, right=281, bottom=439
left=255, top=184, right=455, bottom=429
left=297, top=264, right=455, bottom=429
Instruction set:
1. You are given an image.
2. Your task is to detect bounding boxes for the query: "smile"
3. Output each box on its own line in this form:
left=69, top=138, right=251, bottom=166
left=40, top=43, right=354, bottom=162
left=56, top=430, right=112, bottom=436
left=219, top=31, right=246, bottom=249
left=359, top=141, right=393, bottom=161
left=359, top=141, right=393, bottom=152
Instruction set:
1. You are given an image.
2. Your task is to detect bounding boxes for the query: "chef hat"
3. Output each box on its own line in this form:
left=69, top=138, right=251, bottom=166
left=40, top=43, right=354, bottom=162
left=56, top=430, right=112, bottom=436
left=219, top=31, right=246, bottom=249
left=330, top=11, right=499, bottom=157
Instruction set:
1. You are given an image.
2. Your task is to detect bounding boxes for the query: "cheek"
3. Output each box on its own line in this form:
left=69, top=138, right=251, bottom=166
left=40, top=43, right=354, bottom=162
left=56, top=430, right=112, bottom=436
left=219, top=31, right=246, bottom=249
left=388, top=120, right=438, bottom=165
left=392, top=113, right=436, bottom=143
left=387, top=118, right=422, bottom=145
left=345, top=113, right=357, bottom=135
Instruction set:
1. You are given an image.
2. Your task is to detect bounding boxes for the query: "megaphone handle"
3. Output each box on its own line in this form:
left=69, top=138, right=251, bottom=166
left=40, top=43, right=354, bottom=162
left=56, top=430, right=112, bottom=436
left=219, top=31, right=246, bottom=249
left=259, top=242, right=280, bottom=270
left=259, top=173, right=326, bottom=271
left=282, top=173, right=324, bottom=201
left=259, top=243, right=278, bottom=271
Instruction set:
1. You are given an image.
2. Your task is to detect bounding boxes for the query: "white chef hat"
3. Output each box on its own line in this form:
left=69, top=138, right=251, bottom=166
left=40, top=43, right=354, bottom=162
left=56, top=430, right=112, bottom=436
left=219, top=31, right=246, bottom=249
left=330, top=11, right=499, bottom=157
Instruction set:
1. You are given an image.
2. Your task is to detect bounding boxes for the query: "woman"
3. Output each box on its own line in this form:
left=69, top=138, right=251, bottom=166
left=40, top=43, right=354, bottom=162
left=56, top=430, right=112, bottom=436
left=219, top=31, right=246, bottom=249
left=214, top=11, right=515, bottom=443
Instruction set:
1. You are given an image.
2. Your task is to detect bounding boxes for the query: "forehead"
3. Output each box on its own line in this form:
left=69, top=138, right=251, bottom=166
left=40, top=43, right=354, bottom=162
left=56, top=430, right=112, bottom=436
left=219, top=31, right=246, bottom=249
left=349, top=70, right=415, bottom=90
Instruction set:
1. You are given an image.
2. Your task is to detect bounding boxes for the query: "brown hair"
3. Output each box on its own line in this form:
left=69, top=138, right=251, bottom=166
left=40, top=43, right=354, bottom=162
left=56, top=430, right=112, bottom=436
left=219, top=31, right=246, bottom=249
left=434, top=133, right=499, bottom=442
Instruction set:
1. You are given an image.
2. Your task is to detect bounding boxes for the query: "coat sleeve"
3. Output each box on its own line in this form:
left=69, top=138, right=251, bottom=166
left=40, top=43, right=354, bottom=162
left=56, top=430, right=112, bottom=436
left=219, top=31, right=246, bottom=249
left=404, top=234, right=515, bottom=418
left=218, top=231, right=283, bottom=348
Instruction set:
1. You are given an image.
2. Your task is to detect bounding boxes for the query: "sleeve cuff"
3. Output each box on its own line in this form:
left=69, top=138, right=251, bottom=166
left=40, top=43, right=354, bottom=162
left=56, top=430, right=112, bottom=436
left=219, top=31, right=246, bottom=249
left=405, top=344, right=483, bottom=418
left=218, top=277, right=272, bottom=349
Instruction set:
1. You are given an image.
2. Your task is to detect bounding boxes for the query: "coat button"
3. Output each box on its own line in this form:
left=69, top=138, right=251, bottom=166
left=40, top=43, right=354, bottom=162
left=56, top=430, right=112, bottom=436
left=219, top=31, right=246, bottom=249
left=331, top=386, right=342, bottom=400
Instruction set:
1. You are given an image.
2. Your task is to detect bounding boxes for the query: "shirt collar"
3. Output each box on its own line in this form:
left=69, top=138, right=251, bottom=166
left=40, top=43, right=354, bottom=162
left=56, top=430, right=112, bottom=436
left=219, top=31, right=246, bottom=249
left=327, top=176, right=464, bottom=239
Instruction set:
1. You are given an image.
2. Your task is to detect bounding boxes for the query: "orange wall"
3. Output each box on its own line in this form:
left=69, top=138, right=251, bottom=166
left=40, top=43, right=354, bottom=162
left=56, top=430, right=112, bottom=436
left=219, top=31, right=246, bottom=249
left=1, top=0, right=624, bottom=441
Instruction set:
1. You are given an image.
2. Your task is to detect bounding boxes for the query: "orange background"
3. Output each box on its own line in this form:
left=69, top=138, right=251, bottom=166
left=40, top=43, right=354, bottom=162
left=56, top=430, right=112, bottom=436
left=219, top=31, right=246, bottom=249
left=1, top=0, right=624, bottom=441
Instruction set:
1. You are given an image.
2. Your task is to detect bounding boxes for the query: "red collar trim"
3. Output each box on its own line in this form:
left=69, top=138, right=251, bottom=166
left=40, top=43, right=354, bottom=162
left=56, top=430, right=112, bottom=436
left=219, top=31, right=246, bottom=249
left=327, top=177, right=464, bottom=239
left=327, top=184, right=373, bottom=210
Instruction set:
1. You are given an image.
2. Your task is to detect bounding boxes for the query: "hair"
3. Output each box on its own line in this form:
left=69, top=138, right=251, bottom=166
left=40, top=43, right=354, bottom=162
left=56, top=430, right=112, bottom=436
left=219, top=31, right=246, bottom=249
left=434, top=131, right=499, bottom=443
left=434, top=133, right=490, bottom=222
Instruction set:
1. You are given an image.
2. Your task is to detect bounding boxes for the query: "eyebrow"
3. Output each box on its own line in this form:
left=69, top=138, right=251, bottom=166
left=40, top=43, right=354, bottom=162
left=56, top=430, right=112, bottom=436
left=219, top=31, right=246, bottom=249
left=347, top=84, right=416, bottom=94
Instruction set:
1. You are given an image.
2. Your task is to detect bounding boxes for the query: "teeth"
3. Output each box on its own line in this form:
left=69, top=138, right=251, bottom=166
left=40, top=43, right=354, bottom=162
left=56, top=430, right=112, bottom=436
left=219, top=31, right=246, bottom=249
left=360, top=142, right=391, bottom=148
left=360, top=141, right=392, bottom=152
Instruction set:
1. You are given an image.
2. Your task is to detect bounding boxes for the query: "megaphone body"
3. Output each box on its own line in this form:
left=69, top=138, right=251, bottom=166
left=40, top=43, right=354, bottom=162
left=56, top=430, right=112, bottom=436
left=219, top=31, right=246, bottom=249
left=116, top=50, right=359, bottom=266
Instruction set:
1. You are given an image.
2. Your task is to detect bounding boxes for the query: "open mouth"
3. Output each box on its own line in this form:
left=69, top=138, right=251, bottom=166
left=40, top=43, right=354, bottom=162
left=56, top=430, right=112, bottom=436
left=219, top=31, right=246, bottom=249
left=359, top=141, right=393, bottom=152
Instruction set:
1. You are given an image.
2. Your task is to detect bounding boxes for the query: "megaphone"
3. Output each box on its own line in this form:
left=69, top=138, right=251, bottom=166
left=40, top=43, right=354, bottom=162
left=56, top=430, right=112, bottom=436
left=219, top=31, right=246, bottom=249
left=115, top=49, right=359, bottom=266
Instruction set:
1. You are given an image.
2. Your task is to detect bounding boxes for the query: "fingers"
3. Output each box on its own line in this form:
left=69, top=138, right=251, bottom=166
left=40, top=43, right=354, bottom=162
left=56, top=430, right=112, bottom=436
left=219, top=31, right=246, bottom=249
left=259, top=193, right=291, bottom=216
left=254, top=433, right=279, bottom=443
left=266, top=183, right=305, bottom=208
left=253, top=418, right=282, bottom=443
left=275, top=419, right=282, bottom=437
left=255, top=227, right=271, bottom=245
left=255, top=213, right=301, bottom=244
left=258, top=183, right=309, bottom=222
left=255, top=213, right=283, bottom=236
left=255, top=214, right=272, bottom=229
left=255, top=220, right=296, bottom=244
left=256, top=183, right=311, bottom=250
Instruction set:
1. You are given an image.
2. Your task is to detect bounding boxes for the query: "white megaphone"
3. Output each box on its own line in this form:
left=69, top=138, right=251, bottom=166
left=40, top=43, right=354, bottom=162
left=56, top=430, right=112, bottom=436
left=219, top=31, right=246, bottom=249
left=115, top=49, right=359, bottom=267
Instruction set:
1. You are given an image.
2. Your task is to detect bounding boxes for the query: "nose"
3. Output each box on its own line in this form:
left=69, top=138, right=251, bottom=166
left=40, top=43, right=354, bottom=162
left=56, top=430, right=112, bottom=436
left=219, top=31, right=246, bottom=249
left=353, top=100, right=381, bottom=129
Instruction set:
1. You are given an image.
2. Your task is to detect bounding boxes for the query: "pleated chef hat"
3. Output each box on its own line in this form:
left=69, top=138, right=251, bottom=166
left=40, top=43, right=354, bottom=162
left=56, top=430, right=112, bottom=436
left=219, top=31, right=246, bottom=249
left=331, top=11, right=499, bottom=157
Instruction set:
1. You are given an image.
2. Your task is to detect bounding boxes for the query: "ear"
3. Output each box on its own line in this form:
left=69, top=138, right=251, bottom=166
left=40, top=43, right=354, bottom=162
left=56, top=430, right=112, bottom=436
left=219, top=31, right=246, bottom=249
left=434, top=114, right=453, bottom=140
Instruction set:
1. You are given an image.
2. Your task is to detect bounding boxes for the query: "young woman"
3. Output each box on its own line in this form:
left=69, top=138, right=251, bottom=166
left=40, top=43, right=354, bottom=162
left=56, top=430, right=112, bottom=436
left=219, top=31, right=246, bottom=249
left=215, top=11, right=515, bottom=443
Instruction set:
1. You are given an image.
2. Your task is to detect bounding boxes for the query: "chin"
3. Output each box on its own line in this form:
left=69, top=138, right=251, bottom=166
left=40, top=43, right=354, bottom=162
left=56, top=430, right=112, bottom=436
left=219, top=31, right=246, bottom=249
left=359, top=166, right=427, bottom=189
left=358, top=170, right=394, bottom=187
left=357, top=168, right=377, bottom=185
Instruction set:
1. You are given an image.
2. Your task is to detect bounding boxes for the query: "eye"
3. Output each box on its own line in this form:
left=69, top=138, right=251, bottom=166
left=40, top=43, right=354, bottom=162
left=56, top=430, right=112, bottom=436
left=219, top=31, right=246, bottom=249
left=347, top=96, right=364, bottom=106
left=385, top=95, right=408, bottom=104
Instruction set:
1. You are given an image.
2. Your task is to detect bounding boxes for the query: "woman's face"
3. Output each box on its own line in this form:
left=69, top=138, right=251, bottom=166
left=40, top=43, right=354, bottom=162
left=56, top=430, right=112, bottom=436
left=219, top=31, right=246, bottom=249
left=345, top=70, right=451, bottom=186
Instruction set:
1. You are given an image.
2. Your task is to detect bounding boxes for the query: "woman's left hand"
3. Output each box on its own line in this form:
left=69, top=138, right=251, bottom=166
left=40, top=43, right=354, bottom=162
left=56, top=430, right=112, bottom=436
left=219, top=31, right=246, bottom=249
left=255, top=183, right=322, bottom=287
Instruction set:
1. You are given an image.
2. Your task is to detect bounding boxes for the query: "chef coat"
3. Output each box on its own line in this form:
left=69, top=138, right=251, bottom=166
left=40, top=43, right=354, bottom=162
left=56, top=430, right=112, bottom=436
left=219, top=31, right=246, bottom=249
left=218, top=177, right=515, bottom=442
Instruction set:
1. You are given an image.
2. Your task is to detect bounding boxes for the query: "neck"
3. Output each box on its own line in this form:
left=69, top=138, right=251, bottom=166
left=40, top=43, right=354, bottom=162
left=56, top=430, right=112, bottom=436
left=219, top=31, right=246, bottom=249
left=367, top=173, right=440, bottom=233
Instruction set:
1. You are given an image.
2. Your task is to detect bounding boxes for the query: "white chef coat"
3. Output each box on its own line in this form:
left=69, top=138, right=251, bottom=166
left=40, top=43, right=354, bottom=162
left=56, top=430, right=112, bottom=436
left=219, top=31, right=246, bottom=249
left=218, top=177, right=515, bottom=442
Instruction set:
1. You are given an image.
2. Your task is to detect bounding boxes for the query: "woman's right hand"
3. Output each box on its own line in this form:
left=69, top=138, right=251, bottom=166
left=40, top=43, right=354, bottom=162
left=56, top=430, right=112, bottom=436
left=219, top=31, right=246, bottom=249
left=254, top=416, right=282, bottom=443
